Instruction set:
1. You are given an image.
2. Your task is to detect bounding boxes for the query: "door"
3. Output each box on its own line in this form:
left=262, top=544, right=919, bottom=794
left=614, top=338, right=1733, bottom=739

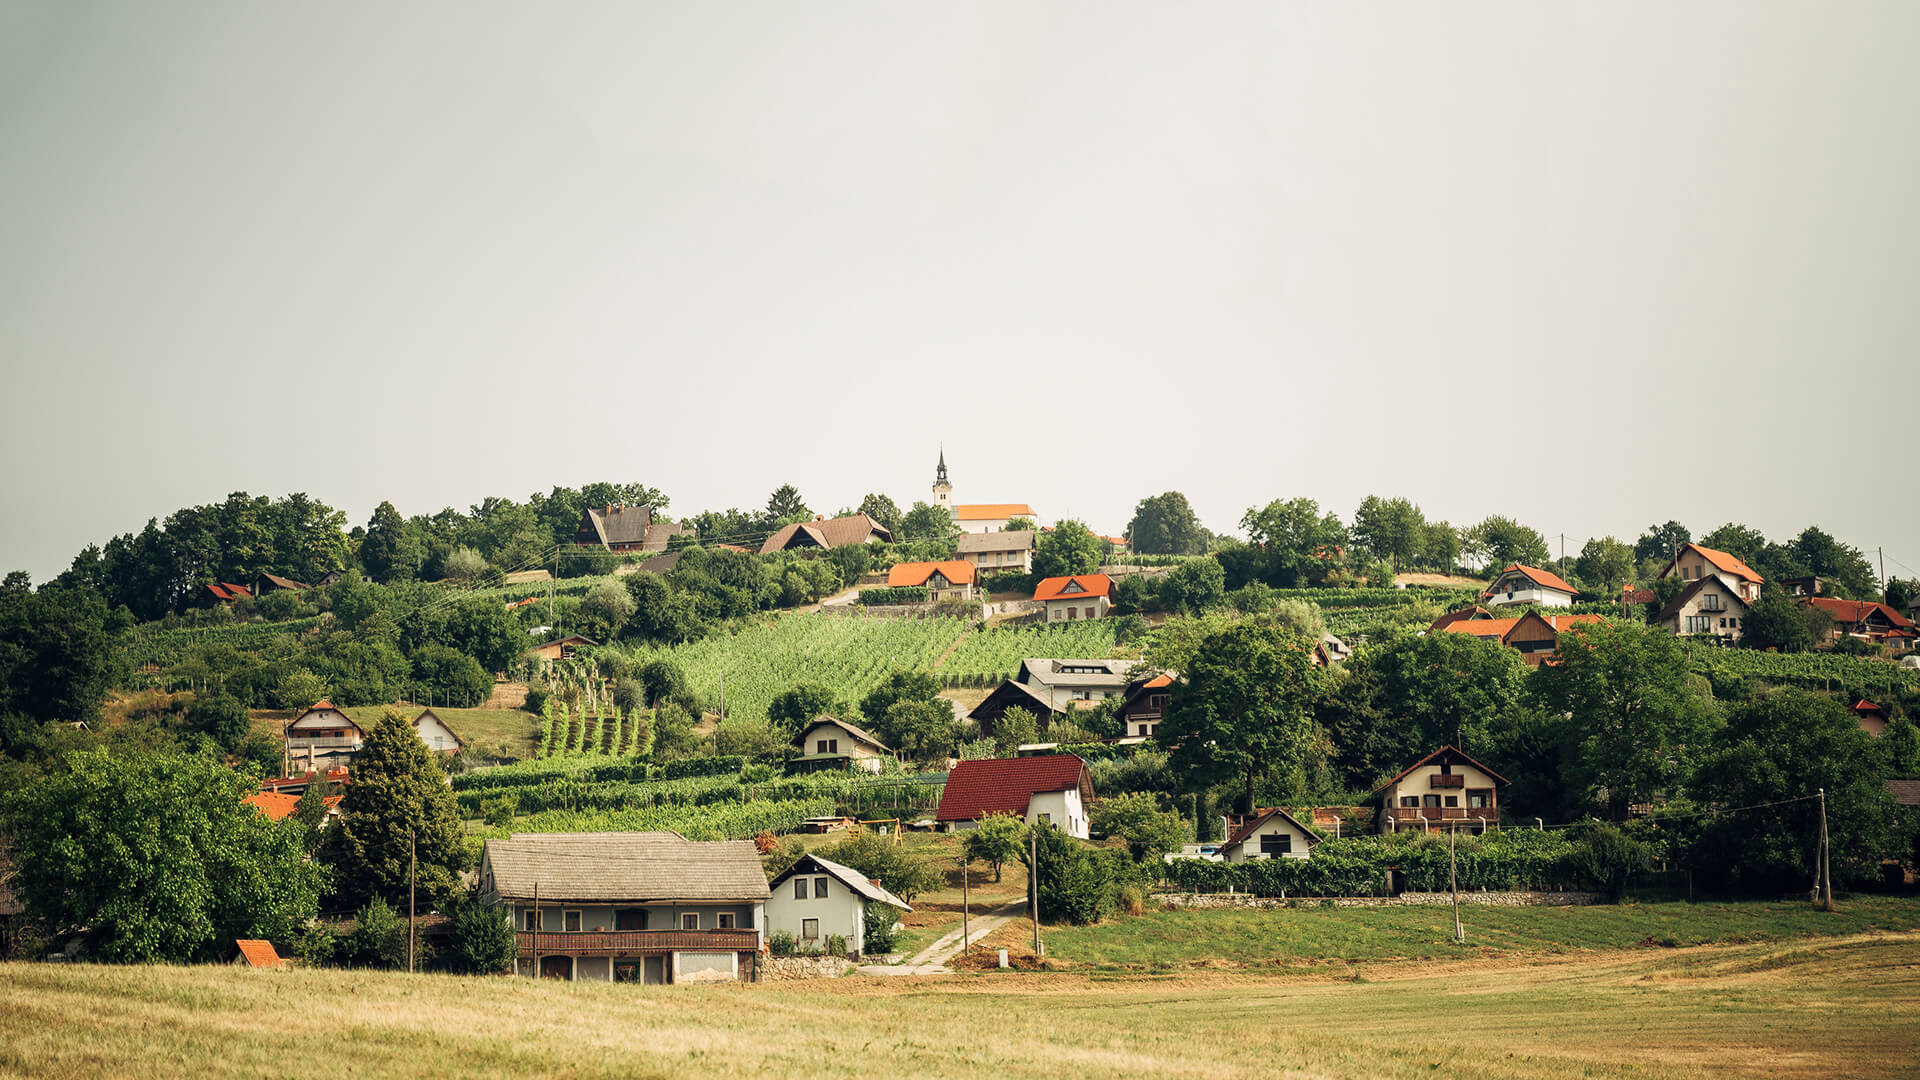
left=540, top=955, right=573, bottom=980
left=643, top=955, right=667, bottom=985
left=615, top=908, right=647, bottom=931
left=614, top=962, right=640, bottom=983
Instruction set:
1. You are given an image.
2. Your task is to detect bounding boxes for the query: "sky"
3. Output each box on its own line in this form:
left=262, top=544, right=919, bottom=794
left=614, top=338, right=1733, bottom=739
left=3, top=2, right=1917, bottom=584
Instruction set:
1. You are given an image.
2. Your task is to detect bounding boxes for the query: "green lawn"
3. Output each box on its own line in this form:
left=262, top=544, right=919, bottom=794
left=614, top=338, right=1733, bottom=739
left=1040, top=896, right=1920, bottom=969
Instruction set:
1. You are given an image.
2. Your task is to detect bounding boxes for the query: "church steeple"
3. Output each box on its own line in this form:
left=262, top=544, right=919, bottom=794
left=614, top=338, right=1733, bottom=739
left=935, top=447, right=948, bottom=487
left=932, top=447, right=952, bottom=510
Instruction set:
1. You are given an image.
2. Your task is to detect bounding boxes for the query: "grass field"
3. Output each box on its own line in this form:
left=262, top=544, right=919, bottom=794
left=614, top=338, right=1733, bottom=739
left=1039, top=897, right=1920, bottom=970
left=4, top=932, right=1917, bottom=1078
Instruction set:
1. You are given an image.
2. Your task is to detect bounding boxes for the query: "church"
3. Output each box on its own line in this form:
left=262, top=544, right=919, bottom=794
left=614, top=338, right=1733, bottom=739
left=931, top=450, right=1036, bottom=534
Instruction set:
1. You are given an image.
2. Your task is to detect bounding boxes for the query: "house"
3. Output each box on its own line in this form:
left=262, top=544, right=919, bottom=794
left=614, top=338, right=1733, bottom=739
left=1887, top=779, right=1920, bottom=809
left=1215, top=807, right=1320, bottom=862
left=1434, top=611, right=1605, bottom=665
left=956, top=530, right=1036, bottom=576
left=969, top=658, right=1141, bottom=733
left=1035, top=574, right=1114, bottom=622
left=244, top=790, right=343, bottom=825
left=478, top=831, right=769, bottom=984
left=1104, top=536, right=1130, bottom=555
left=284, top=700, right=366, bottom=773
left=200, top=582, right=255, bottom=606
left=790, top=715, right=893, bottom=774
left=1114, top=673, right=1174, bottom=738
left=1481, top=564, right=1578, bottom=609
left=576, top=504, right=691, bottom=554
left=413, top=708, right=467, bottom=755
left=258, top=766, right=351, bottom=797
left=313, top=570, right=349, bottom=587
left=1428, top=606, right=1494, bottom=633
left=764, top=854, right=911, bottom=959
left=758, top=513, right=893, bottom=555
left=1779, top=576, right=1825, bottom=597
left=528, top=634, right=599, bottom=662
left=1660, top=543, right=1764, bottom=604
left=1798, top=597, right=1917, bottom=652
left=1853, top=700, right=1891, bottom=737
left=230, top=940, right=285, bottom=968
left=1375, top=746, right=1506, bottom=834
left=935, top=754, right=1093, bottom=838
left=253, top=572, right=310, bottom=595
left=1313, top=634, right=1353, bottom=667
left=1655, top=575, right=1751, bottom=641
left=953, top=504, right=1038, bottom=535
left=886, top=560, right=977, bottom=602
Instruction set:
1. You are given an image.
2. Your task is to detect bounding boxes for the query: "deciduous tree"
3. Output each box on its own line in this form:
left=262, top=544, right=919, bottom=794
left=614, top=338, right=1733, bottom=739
left=1155, top=623, right=1322, bottom=812
left=1033, top=520, right=1102, bottom=579
left=1126, top=492, right=1207, bottom=556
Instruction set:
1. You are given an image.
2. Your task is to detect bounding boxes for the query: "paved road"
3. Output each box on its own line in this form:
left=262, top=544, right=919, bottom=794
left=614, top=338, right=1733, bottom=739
left=858, top=898, right=1028, bottom=976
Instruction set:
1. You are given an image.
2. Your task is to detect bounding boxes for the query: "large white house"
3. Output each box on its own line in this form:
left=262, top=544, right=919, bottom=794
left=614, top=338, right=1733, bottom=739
left=1660, top=543, right=1764, bottom=605
left=929, top=451, right=1035, bottom=534
left=790, top=715, right=894, bottom=774
left=764, top=853, right=911, bottom=958
left=283, top=700, right=365, bottom=773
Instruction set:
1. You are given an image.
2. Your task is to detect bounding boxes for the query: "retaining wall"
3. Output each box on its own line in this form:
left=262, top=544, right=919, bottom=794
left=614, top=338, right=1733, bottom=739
left=759, top=955, right=855, bottom=981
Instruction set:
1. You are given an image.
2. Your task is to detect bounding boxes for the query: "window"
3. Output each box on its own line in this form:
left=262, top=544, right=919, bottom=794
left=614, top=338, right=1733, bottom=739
left=816, top=739, right=838, bottom=754
left=813, top=877, right=829, bottom=899
left=1259, top=833, right=1292, bottom=855
left=1467, top=790, right=1490, bottom=809
left=801, top=918, right=819, bottom=940
left=615, top=908, right=647, bottom=931
left=1423, top=794, right=1441, bottom=808
left=718, top=913, right=736, bottom=929
left=1067, top=607, right=1077, bottom=620
left=1444, top=796, right=1458, bottom=808
left=1401, top=796, right=1419, bottom=808
left=614, top=963, right=640, bottom=983
left=793, top=878, right=809, bottom=900
left=523, top=909, right=538, bottom=932
left=681, top=913, right=700, bottom=930
left=1686, top=615, right=1713, bottom=634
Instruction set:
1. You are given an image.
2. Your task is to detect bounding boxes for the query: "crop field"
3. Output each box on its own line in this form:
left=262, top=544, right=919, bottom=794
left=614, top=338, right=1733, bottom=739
left=4, top=929, right=1916, bottom=1079
left=1682, top=642, right=1920, bottom=698
left=626, top=614, right=973, bottom=725
left=937, top=620, right=1121, bottom=681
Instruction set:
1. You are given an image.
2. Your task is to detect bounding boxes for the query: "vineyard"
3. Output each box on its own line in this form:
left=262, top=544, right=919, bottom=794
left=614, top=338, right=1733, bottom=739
left=1308, top=586, right=1476, bottom=637
left=124, top=616, right=326, bottom=670
left=622, top=613, right=972, bottom=726
left=938, top=620, right=1121, bottom=683
left=1682, top=643, right=1920, bottom=699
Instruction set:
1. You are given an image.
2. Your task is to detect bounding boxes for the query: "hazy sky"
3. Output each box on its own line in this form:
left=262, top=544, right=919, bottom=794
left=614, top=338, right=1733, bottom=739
left=4, top=2, right=1917, bottom=584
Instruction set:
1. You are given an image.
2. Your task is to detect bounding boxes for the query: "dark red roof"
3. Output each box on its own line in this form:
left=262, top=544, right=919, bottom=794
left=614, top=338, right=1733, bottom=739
left=1484, top=564, right=1578, bottom=597
left=935, top=755, right=1090, bottom=821
left=1802, top=597, right=1914, bottom=629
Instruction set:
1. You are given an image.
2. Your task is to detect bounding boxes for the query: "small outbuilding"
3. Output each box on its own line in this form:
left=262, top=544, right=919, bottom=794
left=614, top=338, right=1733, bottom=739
left=764, top=854, right=911, bottom=958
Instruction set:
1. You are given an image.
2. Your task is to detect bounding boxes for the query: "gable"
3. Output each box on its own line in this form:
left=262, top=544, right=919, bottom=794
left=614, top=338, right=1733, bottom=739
left=287, top=706, right=361, bottom=734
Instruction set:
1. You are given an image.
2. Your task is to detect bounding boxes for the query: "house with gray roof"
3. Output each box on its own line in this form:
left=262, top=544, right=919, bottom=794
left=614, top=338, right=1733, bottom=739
left=478, top=831, right=771, bottom=984
left=790, top=715, right=894, bottom=774
left=765, top=853, right=911, bottom=958
left=967, top=658, right=1140, bottom=734
left=956, top=529, right=1036, bottom=576
left=576, top=504, right=692, bottom=554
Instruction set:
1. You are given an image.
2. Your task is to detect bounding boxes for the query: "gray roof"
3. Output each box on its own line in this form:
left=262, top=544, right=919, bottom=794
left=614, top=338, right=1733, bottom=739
left=1018, top=658, right=1140, bottom=690
left=769, top=854, right=911, bottom=911
left=483, top=832, right=771, bottom=904
left=793, top=715, right=892, bottom=754
left=759, top=513, right=894, bottom=555
left=957, top=530, right=1035, bottom=555
left=582, top=505, right=654, bottom=547
left=968, top=678, right=1059, bottom=722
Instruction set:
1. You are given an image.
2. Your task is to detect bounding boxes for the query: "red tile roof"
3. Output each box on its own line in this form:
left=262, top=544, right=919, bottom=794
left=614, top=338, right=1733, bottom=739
left=1801, top=597, right=1915, bottom=629
left=1853, top=700, right=1886, bottom=715
left=887, top=560, right=978, bottom=588
left=1034, top=574, right=1113, bottom=603
left=935, top=755, right=1090, bottom=822
left=1428, top=606, right=1493, bottom=632
left=955, top=504, right=1034, bottom=521
left=245, top=791, right=343, bottom=821
left=1144, top=673, right=1173, bottom=688
left=1436, top=613, right=1602, bottom=645
left=234, top=939, right=284, bottom=968
left=1679, top=544, right=1764, bottom=585
left=1486, top=564, right=1578, bottom=597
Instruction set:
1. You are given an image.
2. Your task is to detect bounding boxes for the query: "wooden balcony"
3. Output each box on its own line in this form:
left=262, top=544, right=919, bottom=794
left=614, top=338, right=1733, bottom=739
left=1386, top=807, right=1495, bottom=824
left=1429, top=775, right=1465, bottom=789
left=516, top=929, right=760, bottom=957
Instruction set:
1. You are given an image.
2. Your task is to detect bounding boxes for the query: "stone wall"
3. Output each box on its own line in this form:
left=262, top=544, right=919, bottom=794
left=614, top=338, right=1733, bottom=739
left=758, top=955, right=855, bottom=981
left=818, top=602, right=986, bottom=620
left=1156, top=890, right=1602, bottom=910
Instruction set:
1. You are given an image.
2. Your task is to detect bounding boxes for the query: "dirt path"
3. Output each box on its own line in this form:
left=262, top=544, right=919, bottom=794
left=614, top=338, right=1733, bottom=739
left=930, top=627, right=974, bottom=671
left=860, top=898, right=1028, bottom=975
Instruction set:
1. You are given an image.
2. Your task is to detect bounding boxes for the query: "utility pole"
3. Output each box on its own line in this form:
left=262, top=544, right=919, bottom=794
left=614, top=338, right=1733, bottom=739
left=409, top=826, right=417, bottom=973
left=1816, top=788, right=1834, bottom=912
left=1030, top=826, right=1041, bottom=957
left=1450, top=825, right=1464, bottom=944
left=719, top=670, right=725, bottom=723
left=1879, top=547, right=1887, bottom=601
left=961, top=853, right=970, bottom=962
left=532, top=881, right=539, bottom=976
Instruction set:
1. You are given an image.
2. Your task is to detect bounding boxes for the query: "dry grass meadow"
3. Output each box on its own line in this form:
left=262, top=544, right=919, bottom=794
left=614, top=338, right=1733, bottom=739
left=4, top=930, right=1918, bottom=1079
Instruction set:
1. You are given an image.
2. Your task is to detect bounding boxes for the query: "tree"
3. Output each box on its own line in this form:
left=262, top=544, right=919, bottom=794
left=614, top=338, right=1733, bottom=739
left=856, top=494, right=902, bottom=535
left=1319, top=632, right=1528, bottom=790
left=441, top=546, right=490, bottom=583
left=324, top=710, right=469, bottom=910
left=189, top=693, right=252, bottom=751
left=1633, top=521, right=1692, bottom=565
left=767, top=682, right=843, bottom=735
left=1033, top=520, right=1103, bottom=580
left=818, top=831, right=941, bottom=903
left=1155, top=623, right=1322, bottom=812
left=411, top=645, right=491, bottom=707
left=881, top=699, right=958, bottom=763
left=636, top=658, right=688, bottom=707
left=1531, top=620, right=1717, bottom=819
left=1742, top=589, right=1815, bottom=653
left=442, top=599, right=522, bottom=674
left=0, top=584, right=127, bottom=724
left=1238, top=498, right=1346, bottom=585
left=899, top=501, right=955, bottom=542
left=623, top=574, right=706, bottom=644
left=576, top=579, right=636, bottom=640
left=651, top=702, right=700, bottom=759
left=962, top=813, right=1027, bottom=882
left=1421, top=521, right=1461, bottom=573
left=1697, top=523, right=1768, bottom=567
left=991, top=706, right=1042, bottom=757
left=343, top=896, right=407, bottom=969
left=1689, top=689, right=1913, bottom=890
left=860, top=670, right=942, bottom=727
left=1126, top=492, right=1207, bottom=556
left=6, top=748, right=323, bottom=962
left=1790, top=526, right=1878, bottom=600
left=1469, top=515, right=1551, bottom=570
left=1574, top=537, right=1635, bottom=595
left=1351, top=496, right=1426, bottom=574
left=445, top=896, right=517, bottom=974
left=358, top=501, right=420, bottom=583
left=1160, top=557, right=1226, bottom=616
left=765, top=485, right=810, bottom=523
left=1566, top=822, right=1653, bottom=901
left=1090, top=792, right=1190, bottom=862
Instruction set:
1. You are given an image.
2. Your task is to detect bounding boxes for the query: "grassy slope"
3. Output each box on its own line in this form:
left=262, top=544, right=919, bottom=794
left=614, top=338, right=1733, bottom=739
left=4, top=932, right=1918, bottom=1079
left=1040, top=897, right=1920, bottom=969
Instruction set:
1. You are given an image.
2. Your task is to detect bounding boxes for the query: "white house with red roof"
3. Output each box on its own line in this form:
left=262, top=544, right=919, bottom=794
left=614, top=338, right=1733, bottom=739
left=284, top=700, right=365, bottom=773
left=1660, top=543, right=1764, bottom=604
left=1482, top=564, right=1578, bottom=609
left=935, top=754, right=1093, bottom=838
left=1215, top=807, right=1319, bottom=862
left=886, top=559, right=977, bottom=602
left=1035, top=574, right=1113, bottom=622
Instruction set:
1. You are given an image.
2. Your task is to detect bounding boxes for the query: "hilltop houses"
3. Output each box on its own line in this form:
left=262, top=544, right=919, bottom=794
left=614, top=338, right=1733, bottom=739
left=790, top=716, right=893, bottom=774
left=764, top=854, right=911, bottom=959
left=1656, top=575, right=1751, bottom=642
left=284, top=700, right=364, bottom=773
left=957, top=530, right=1036, bottom=575
left=886, top=560, right=977, bottom=602
left=1375, top=746, right=1506, bottom=834
left=1035, top=574, right=1113, bottom=622
left=1482, top=564, right=1578, bottom=609
left=1798, top=597, right=1916, bottom=654
left=929, top=452, right=1035, bottom=534
left=1433, top=611, right=1603, bottom=665
left=969, top=658, right=1141, bottom=733
left=758, top=513, right=893, bottom=554
left=576, top=505, right=691, bottom=554
left=1215, top=807, right=1319, bottom=862
left=1660, top=543, right=1764, bottom=604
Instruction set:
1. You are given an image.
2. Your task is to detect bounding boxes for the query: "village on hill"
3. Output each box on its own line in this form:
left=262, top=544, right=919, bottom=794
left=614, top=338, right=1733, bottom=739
left=1, top=452, right=1917, bottom=990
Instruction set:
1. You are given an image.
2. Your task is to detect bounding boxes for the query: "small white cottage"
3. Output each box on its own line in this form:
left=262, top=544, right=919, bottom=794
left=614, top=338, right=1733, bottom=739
left=764, top=854, right=911, bottom=959
left=413, top=708, right=467, bottom=756
left=1214, top=807, right=1319, bottom=862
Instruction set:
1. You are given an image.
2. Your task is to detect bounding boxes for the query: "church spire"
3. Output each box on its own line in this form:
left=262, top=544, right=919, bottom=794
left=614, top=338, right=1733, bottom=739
left=935, top=446, right=948, bottom=487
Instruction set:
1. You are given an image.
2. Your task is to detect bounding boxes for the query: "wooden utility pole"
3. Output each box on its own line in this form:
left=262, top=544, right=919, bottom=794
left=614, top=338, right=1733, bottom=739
left=1449, top=825, right=1464, bottom=944
left=532, top=881, right=539, bottom=974
left=1030, top=826, right=1041, bottom=957
left=408, top=826, right=417, bottom=973
left=960, top=854, right=970, bottom=962
left=1816, top=788, right=1834, bottom=912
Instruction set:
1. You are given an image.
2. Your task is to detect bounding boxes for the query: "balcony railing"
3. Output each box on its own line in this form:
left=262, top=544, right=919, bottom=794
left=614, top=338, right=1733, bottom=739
left=1429, top=775, right=1465, bottom=789
left=516, top=929, right=760, bottom=956
left=1387, top=807, right=1495, bottom=823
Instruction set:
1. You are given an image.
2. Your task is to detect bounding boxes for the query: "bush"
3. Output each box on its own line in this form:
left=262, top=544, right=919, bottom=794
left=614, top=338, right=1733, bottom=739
left=1162, top=831, right=1585, bottom=897
left=445, top=898, right=517, bottom=974
left=523, top=686, right=550, bottom=715
left=862, top=902, right=902, bottom=955
left=860, top=586, right=930, bottom=606
left=1567, top=821, right=1654, bottom=901
left=825, top=934, right=848, bottom=958
left=480, top=793, right=519, bottom=828
left=344, top=897, right=407, bottom=969
left=819, top=831, right=941, bottom=903
left=768, top=930, right=798, bottom=957
left=293, top=923, right=339, bottom=967
left=189, top=693, right=252, bottom=750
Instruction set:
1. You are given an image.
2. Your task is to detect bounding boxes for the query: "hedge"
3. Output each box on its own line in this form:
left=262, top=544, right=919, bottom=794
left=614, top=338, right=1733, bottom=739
left=860, top=587, right=930, bottom=605
left=1162, top=831, right=1587, bottom=897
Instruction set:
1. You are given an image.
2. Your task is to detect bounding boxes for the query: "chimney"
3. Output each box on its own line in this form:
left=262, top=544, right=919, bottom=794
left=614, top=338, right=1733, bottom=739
left=605, top=503, right=612, bottom=519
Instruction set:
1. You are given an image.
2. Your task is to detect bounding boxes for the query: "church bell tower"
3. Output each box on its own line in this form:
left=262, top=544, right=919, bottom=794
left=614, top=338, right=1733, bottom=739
left=932, top=448, right=952, bottom=513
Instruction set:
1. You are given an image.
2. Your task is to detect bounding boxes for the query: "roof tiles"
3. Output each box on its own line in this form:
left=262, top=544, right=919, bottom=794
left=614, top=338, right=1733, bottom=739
left=935, top=755, right=1090, bottom=822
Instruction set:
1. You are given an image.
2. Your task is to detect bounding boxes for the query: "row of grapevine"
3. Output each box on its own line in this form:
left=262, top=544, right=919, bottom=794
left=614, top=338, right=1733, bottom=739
left=469, top=796, right=841, bottom=842
left=1683, top=643, right=1920, bottom=698
left=939, top=620, right=1121, bottom=676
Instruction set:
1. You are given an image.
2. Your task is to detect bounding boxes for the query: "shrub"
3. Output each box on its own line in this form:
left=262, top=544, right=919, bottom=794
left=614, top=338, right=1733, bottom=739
left=860, top=586, right=930, bottom=606
left=862, top=902, right=902, bottom=955
left=523, top=686, right=549, bottom=715
left=445, top=898, right=517, bottom=975
left=825, top=934, right=848, bottom=958
left=820, top=831, right=941, bottom=903
left=294, top=923, right=339, bottom=967
left=344, top=897, right=407, bottom=970
left=480, top=794, right=519, bottom=829
left=189, top=693, right=251, bottom=750
left=768, top=930, right=798, bottom=958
